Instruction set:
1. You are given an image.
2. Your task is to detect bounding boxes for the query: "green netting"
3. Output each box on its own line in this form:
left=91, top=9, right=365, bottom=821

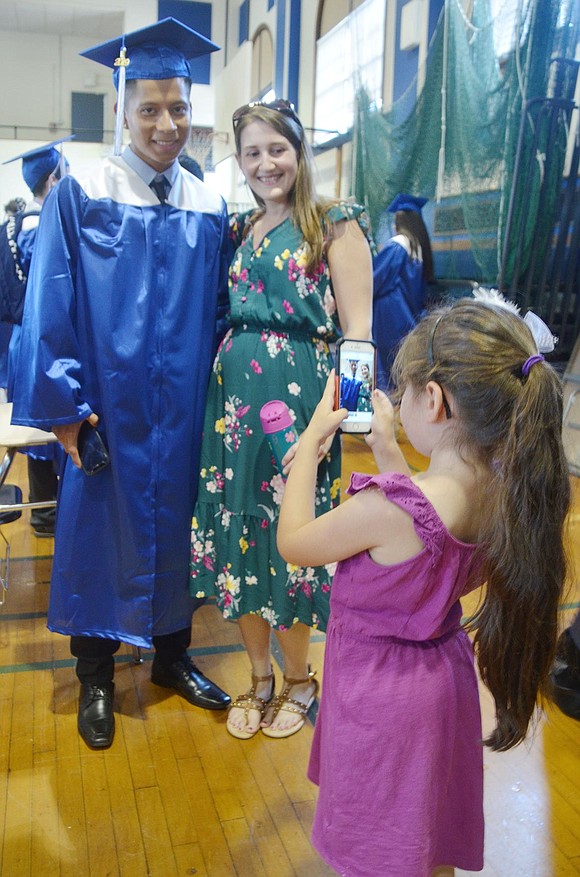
left=352, top=0, right=579, bottom=284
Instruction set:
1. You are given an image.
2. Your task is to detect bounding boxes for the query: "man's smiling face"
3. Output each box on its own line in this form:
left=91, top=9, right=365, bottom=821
left=124, top=77, right=192, bottom=172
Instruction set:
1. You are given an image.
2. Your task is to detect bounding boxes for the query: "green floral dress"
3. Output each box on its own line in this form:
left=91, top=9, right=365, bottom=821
left=190, top=202, right=370, bottom=632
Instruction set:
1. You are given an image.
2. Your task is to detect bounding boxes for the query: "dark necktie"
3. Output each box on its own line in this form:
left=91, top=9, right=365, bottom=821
left=150, top=175, right=170, bottom=204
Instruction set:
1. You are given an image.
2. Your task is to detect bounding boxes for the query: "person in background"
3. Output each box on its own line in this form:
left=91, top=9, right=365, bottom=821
left=190, top=99, right=373, bottom=740
left=3, top=197, right=26, bottom=220
left=277, top=291, right=570, bottom=877
left=1, top=138, right=73, bottom=536
left=373, top=193, right=434, bottom=389
left=178, top=152, right=204, bottom=181
left=12, top=18, right=231, bottom=750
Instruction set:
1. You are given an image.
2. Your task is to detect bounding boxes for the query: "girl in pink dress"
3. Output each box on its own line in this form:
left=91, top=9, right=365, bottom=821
left=277, top=292, right=570, bottom=877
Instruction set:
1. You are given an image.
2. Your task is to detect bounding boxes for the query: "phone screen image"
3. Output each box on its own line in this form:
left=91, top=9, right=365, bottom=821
left=335, top=339, right=376, bottom=433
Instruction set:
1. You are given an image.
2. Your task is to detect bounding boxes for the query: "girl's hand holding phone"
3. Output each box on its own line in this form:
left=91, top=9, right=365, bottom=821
left=366, top=389, right=411, bottom=475
left=365, top=389, right=396, bottom=452
left=309, top=370, right=349, bottom=443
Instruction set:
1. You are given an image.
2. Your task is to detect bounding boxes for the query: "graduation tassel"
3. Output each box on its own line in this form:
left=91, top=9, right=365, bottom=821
left=58, top=145, right=67, bottom=178
left=113, top=44, right=129, bottom=156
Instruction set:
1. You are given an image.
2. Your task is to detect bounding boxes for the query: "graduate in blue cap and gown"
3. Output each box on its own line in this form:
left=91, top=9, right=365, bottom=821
left=12, top=17, right=231, bottom=749
left=372, top=193, right=434, bottom=389
left=1, top=137, right=73, bottom=535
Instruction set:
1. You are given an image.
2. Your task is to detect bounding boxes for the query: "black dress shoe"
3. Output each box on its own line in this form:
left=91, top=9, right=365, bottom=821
left=32, top=525, right=55, bottom=538
left=78, top=682, right=115, bottom=748
left=550, top=628, right=580, bottom=720
left=151, top=655, right=231, bottom=710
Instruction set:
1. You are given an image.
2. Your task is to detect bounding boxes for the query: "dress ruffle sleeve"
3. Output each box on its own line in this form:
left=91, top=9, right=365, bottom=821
left=325, top=201, right=375, bottom=252
left=347, top=471, right=446, bottom=565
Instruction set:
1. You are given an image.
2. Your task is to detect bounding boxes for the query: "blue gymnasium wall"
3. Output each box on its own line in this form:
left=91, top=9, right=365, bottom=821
left=274, top=0, right=287, bottom=102
left=392, top=0, right=444, bottom=115
left=273, top=0, right=302, bottom=110
left=393, top=0, right=419, bottom=105
left=287, top=0, right=302, bottom=110
left=157, top=0, right=213, bottom=84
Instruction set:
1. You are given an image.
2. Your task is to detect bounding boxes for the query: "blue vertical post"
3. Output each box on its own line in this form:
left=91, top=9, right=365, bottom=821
left=275, top=0, right=287, bottom=98
left=287, top=0, right=302, bottom=110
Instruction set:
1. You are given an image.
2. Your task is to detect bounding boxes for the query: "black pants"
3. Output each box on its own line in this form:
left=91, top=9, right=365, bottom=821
left=27, top=456, right=58, bottom=530
left=71, top=627, right=192, bottom=685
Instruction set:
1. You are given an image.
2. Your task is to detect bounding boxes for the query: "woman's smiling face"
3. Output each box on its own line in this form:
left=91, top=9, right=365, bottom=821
left=237, top=120, right=299, bottom=208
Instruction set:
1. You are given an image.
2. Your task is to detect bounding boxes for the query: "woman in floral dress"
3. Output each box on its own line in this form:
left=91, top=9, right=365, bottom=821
left=190, top=100, right=373, bottom=739
left=356, top=362, right=374, bottom=413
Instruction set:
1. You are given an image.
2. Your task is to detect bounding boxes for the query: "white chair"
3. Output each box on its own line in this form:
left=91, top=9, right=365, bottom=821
left=0, top=401, right=57, bottom=603
left=0, top=403, right=143, bottom=662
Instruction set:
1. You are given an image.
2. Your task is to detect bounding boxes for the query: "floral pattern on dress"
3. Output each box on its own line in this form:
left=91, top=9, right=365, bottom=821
left=190, top=202, right=372, bottom=632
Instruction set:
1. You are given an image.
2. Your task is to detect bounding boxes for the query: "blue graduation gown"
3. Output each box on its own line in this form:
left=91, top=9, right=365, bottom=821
left=12, top=157, right=229, bottom=647
left=339, top=375, right=362, bottom=411
left=372, top=235, right=426, bottom=390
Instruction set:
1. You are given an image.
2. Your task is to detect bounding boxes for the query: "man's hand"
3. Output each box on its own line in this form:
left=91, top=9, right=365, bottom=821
left=52, top=413, right=99, bottom=469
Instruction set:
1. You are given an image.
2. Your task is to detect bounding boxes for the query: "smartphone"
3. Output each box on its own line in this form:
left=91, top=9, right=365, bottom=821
left=335, top=338, right=377, bottom=433
left=77, top=421, right=110, bottom=476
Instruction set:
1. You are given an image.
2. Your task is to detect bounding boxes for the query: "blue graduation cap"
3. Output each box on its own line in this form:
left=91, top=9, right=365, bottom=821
left=80, top=17, right=220, bottom=155
left=80, top=17, right=219, bottom=87
left=387, top=193, right=428, bottom=214
left=2, top=136, right=74, bottom=192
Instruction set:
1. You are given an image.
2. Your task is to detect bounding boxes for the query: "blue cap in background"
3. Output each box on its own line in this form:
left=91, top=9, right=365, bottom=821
left=387, top=193, right=428, bottom=214
left=2, top=135, right=74, bottom=191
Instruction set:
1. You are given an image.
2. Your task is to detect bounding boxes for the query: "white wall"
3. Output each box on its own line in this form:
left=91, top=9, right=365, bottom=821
left=0, top=0, right=225, bottom=206
left=0, top=0, right=439, bottom=208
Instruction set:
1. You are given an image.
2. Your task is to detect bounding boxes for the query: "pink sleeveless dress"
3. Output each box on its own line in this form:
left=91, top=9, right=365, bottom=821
left=308, top=472, right=485, bottom=876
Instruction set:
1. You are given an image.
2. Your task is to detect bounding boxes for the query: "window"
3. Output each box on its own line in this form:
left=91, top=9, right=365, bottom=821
left=251, top=27, right=274, bottom=99
left=71, top=93, right=104, bottom=143
left=314, top=0, right=385, bottom=145
left=490, top=0, right=529, bottom=60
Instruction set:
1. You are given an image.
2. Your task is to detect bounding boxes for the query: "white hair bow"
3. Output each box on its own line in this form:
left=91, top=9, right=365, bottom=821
left=472, top=286, right=557, bottom=353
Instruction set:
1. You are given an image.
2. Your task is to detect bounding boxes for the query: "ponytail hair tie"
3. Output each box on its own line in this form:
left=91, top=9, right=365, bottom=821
left=521, top=353, right=544, bottom=377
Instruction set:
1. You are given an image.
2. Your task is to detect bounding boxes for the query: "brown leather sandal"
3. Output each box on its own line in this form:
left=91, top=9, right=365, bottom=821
left=261, top=668, right=319, bottom=738
left=226, top=670, right=275, bottom=739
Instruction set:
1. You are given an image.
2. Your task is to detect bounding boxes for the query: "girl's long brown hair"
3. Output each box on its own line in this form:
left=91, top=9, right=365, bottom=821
left=392, top=298, right=571, bottom=750
left=394, top=209, right=434, bottom=283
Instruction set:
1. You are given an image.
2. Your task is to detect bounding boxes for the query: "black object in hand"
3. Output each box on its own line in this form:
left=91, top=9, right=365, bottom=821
left=77, top=421, right=110, bottom=475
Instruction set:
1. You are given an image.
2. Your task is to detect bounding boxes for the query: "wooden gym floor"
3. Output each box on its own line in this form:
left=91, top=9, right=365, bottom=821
left=0, top=437, right=578, bottom=877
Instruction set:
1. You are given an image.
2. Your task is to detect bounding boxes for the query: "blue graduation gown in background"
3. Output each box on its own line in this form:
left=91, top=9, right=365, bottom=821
left=12, top=158, right=229, bottom=647
left=6, top=217, right=37, bottom=402
left=8, top=212, right=59, bottom=463
left=372, top=234, right=426, bottom=390
left=0, top=322, right=11, bottom=391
